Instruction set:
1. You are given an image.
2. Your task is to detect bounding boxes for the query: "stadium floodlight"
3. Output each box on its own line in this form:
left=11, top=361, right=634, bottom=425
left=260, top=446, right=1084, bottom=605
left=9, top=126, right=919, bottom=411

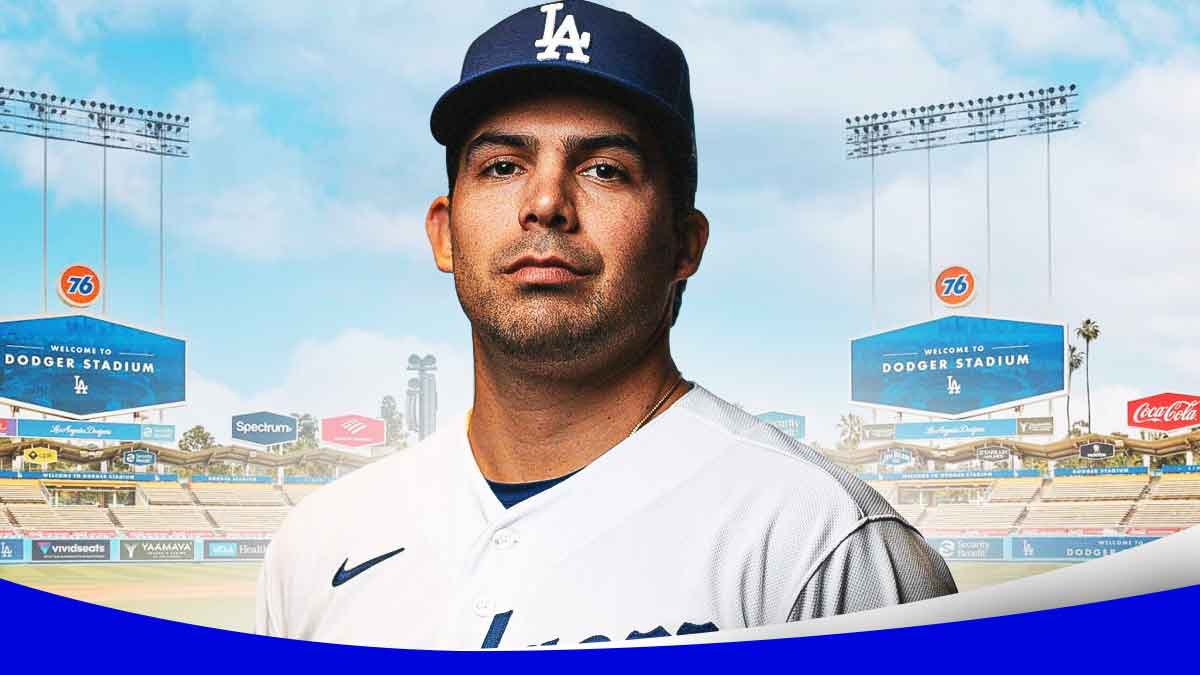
left=843, top=83, right=1081, bottom=323
left=0, top=85, right=191, bottom=320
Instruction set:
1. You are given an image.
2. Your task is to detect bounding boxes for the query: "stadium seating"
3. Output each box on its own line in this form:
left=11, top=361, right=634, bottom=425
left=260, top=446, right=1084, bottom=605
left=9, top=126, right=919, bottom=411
left=282, top=483, right=325, bottom=505
left=892, top=502, right=925, bottom=526
left=109, top=506, right=214, bottom=534
left=0, top=479, right=47, bottom=503
left=1042, top=475, right=1148, bottom=501
left=1151, top=474, right=1200, bottom=499
left=1126, top=501, right=1200, bottom=530
left=139, top=482, right=195, bottom=506
left=988, top=477, right=1043, bottom=502
left=866, top=481, right=898, bottom=503
left=188, top=482, right=286, bottom=506
left=1019, top=501, right=1135, bottom=530
left=206, top=507, right=290, bottom=533
left=7, top=504, right=117, bottom=534
left=920, top=503, right=1026, bottom=532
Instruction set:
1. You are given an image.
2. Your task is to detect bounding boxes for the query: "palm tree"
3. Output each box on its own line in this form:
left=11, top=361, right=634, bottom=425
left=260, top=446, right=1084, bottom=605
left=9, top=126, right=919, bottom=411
left=837, top=413, right=865, bottom=450
left=1075, top=319, right=1101, bottom=431
left=1066, top=344, right=1084, bottom=434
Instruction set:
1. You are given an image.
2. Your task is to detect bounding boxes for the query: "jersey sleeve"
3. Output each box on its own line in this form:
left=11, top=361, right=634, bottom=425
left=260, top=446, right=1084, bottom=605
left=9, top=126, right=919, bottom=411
left=787, top=516, right=958, bottom=621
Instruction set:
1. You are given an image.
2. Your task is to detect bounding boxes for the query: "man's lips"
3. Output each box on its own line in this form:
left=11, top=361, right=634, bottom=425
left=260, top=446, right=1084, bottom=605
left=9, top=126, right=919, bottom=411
left=502, top=256, right=589, bottom=285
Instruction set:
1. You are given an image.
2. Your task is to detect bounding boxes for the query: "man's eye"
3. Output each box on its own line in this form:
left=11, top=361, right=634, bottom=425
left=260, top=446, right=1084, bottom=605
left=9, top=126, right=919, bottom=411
left=581, top=163, right=625, bottom=181
left=485, top=161, right=521, bottom=177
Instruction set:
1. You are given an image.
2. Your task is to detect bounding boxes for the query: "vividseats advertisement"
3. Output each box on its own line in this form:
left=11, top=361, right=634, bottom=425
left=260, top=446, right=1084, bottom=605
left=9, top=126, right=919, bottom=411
left=0, top=0, right=1196, bottom=669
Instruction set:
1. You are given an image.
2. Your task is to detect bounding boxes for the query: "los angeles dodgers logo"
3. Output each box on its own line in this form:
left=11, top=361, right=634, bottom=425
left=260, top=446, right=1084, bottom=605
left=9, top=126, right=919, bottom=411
left=535, top=2, right=591, bottom=64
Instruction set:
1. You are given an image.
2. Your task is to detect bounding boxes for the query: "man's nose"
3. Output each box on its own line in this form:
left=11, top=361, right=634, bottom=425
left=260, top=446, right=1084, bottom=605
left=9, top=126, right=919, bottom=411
left=519, top=164, right=578, bottom=233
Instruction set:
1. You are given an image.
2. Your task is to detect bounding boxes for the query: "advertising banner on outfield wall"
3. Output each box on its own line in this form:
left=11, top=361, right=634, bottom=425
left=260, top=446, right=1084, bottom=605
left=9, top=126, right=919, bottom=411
left=0, top=539, right=23, bottom=562
left=204, top=540, right=269, bottom=560
left=0, top=314, right=186, bottom=419
left=31, top=539, right=110, bottom=561
left=850, top=315, right=1067, bottom=419
left=927, top=537, right=1005, bottom=561
left=15, top=419, right=175, bottom=443
left=864, top=418, right=1053, bottom=441
left=121, top=540, right=195, bottom=561
left=1011, top=536, right=1157, bottom=561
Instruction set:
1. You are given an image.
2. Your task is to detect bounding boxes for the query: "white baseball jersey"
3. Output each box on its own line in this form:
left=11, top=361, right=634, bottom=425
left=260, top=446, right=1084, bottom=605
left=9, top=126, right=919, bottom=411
left=256, top=384, right=956, bottom=648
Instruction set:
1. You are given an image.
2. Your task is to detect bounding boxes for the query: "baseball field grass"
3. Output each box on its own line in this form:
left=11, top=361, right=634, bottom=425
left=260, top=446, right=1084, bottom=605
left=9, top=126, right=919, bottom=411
left=0, top=561, right=1068, bottom=634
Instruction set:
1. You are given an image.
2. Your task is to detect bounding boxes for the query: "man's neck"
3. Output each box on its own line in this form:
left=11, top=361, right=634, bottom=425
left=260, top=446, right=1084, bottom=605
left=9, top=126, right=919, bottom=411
left=466, top=335, right=688, bottom=483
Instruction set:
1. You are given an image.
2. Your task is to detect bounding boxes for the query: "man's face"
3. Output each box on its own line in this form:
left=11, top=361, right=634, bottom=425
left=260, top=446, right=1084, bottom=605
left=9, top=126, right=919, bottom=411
left=437, top=93, right=684, bottom=369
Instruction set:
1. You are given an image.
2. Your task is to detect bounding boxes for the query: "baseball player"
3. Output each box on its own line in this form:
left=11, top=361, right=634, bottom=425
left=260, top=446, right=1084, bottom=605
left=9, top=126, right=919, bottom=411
left=257, top=0, right=957, bottom=649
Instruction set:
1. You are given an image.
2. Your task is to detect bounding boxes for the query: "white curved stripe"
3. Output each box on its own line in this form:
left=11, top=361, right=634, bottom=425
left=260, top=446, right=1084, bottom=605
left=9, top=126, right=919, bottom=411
left=563, top=527, right=1200, bottom=649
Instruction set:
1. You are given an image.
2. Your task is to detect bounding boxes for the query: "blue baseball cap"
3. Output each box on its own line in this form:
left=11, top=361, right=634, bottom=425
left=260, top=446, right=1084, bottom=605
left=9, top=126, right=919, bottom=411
left=431, top=0, right=698, bottom=207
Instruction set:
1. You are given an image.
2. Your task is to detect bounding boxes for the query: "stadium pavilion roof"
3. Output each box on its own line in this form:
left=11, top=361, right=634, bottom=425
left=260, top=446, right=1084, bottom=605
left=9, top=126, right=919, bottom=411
left=825, top=430, right=1200, bottom=466
left=0, top=438, right=374, bottom=472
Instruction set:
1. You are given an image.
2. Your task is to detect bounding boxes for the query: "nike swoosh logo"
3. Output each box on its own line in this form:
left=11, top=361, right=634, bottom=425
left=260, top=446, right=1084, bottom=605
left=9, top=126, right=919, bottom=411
left=331, top=547, right=406, bottom=587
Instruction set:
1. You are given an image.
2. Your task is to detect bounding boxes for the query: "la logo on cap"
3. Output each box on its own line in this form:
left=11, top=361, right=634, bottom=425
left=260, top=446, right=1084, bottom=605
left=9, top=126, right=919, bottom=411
left=535, top=2, right=591, bottom=64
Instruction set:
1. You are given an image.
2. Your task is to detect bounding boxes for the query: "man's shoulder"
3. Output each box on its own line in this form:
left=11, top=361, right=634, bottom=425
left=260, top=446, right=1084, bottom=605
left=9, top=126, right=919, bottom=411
left=674, top=385, right=896, bottom=522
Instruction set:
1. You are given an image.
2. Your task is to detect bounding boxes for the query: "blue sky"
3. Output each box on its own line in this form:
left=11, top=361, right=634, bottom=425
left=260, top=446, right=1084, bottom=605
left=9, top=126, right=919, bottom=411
left=1, top=1, right=1198, bottom=449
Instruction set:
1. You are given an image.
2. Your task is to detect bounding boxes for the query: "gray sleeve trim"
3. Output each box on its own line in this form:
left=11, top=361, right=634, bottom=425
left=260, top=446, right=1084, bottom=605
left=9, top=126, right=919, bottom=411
left=786, top=514, right=953, bottom=622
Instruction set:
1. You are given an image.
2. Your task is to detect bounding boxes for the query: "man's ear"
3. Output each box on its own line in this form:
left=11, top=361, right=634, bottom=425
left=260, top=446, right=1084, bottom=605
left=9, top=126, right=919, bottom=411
left=425, top=195, right=454, bottom=273
left=673, top=208, right=709, bottom=283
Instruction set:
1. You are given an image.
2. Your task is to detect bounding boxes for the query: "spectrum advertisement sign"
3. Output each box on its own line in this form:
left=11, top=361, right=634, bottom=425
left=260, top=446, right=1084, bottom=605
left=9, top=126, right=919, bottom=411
left=850, top=315, right=1067, bottom=419
left=232, top=411, right=299, bottom=447
left=0, top=314, right=186, bottom=419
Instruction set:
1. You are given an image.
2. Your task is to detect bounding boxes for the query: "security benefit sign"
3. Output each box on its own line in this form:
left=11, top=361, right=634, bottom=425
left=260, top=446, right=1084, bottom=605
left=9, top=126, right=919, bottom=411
left=850, top=316, right=1067, bottom=419
left=0, top=314, right=186, bottom=419
left=232, top=411, right=299, bottom=447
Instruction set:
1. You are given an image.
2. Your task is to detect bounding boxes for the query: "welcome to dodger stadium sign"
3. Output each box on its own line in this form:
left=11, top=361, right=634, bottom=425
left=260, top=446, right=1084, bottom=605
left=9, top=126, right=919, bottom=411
left=851, top=315, right=1066, bottom=419
left=0, top=314, right=186, bottom=419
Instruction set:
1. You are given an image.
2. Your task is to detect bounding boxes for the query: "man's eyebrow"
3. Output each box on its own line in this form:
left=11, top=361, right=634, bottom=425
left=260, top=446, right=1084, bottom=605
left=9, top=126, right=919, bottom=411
left=563, top=133, right=647, bottom=163
left=462, top=132, right=538, bottom=165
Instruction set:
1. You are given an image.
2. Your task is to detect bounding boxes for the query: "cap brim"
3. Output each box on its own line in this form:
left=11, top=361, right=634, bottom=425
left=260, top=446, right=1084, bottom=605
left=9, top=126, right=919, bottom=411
left=430, top=62, right=688, bottom=148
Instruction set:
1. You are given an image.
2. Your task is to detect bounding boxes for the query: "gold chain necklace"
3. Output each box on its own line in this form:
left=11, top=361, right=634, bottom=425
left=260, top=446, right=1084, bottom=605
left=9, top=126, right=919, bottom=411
left=466, top=373, right=687, bottom=438
left=629, top=373, right=686, bottom=437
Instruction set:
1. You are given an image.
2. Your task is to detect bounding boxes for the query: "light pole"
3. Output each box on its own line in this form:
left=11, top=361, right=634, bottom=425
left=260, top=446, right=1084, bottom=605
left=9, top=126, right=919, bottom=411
left=844, top=85, right=1081, bottom=314
left=407, top=354, right=439, bottom=442
left=0, top=86, right=190, bottom=316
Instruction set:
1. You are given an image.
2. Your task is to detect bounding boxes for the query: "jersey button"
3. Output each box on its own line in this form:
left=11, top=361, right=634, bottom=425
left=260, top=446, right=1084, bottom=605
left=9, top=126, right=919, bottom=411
left=473, top=597, right=494, bottom=617
left=491, top=528, right=519, bottom=549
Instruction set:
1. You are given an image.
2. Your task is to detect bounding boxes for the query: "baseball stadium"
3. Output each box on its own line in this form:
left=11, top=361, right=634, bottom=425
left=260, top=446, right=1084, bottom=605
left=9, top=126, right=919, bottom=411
left=2, top=425, right=1199, bottom=633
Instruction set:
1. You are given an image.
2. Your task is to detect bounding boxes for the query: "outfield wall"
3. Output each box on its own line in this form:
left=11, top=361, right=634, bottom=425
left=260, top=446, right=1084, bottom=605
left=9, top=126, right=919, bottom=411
left=0, top=538, right=268, bottom=563
left=927, top=535, right=1160, bottom=562
left=0, top=534, right=1165, bottom=565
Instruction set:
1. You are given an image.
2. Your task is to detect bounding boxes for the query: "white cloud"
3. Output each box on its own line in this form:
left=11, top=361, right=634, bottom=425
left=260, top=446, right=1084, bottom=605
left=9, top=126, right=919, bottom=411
left=167, top=329, right=473, bottom=452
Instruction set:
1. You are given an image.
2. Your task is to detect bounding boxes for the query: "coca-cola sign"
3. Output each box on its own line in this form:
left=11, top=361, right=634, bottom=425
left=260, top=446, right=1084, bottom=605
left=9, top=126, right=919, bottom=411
left=1127, top=393, right=1200, bottom=432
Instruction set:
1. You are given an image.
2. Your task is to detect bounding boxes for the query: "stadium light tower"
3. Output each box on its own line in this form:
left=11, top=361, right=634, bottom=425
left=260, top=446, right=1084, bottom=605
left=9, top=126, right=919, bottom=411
left=843, top=84, right=1081, bottom=320
left=0, top=86, right=190, bottom=319
left=406, top=354, right=438, bottom=442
